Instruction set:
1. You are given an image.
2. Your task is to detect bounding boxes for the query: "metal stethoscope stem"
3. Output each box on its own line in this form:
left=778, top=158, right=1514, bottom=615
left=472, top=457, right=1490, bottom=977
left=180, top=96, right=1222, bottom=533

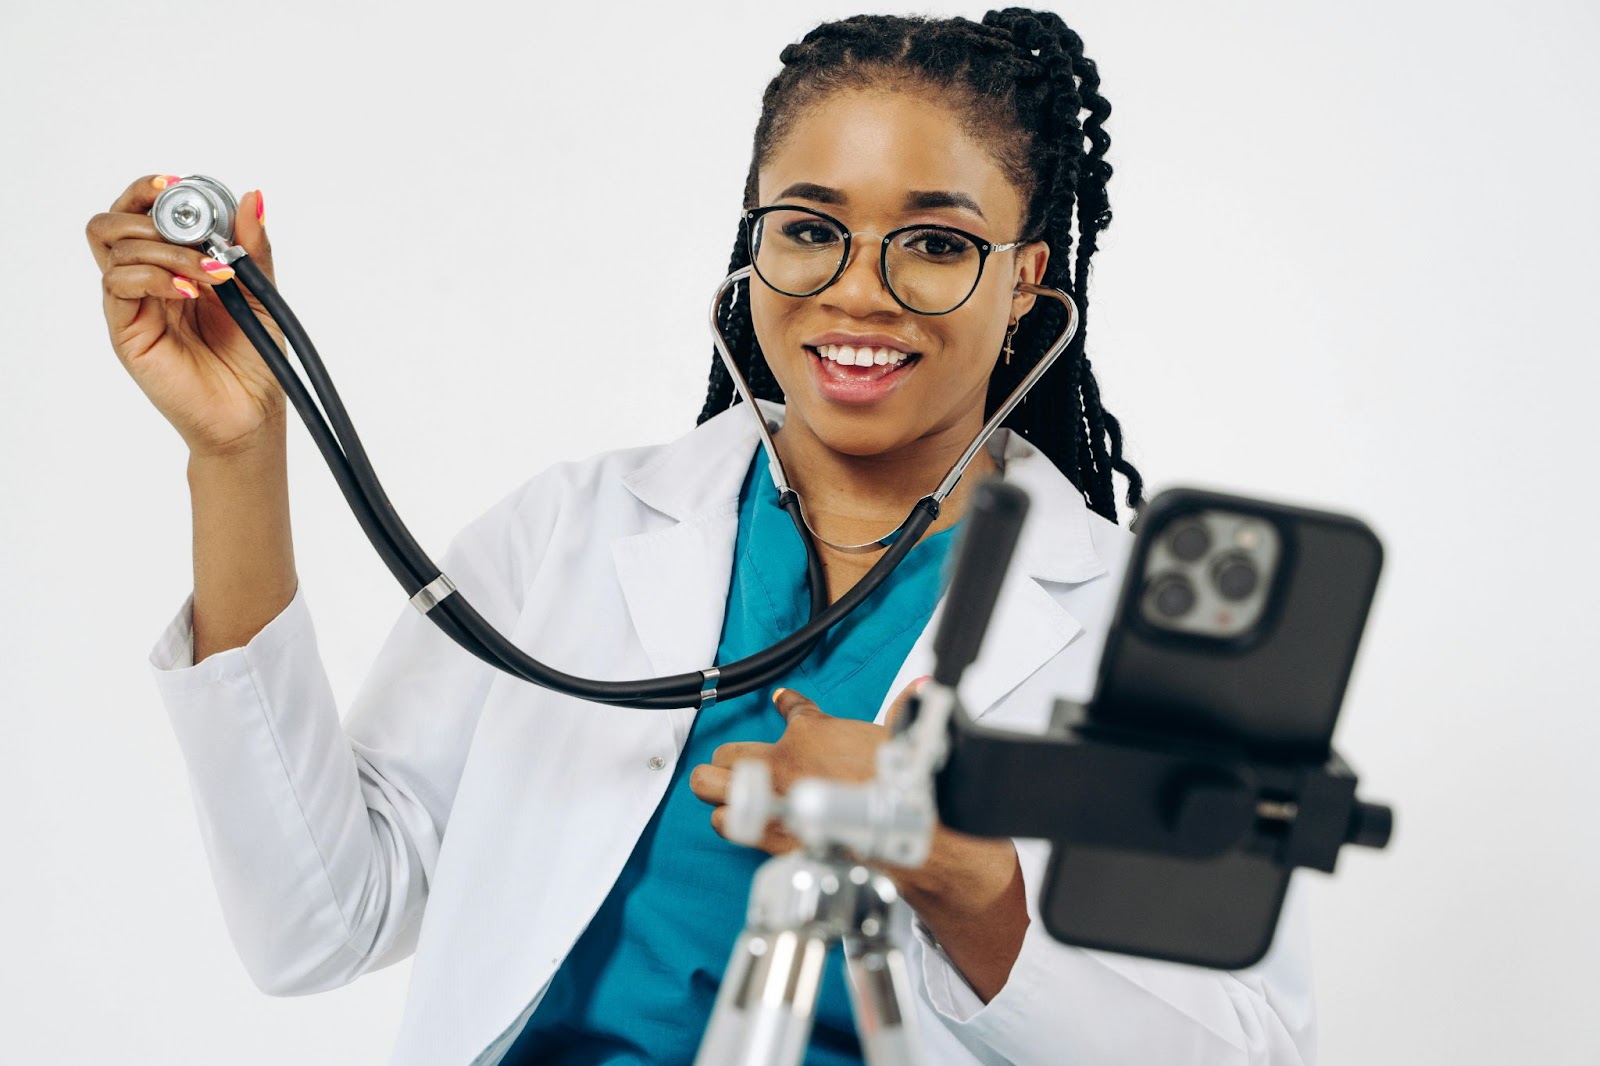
left=152, top=176, right=1078, bottom=710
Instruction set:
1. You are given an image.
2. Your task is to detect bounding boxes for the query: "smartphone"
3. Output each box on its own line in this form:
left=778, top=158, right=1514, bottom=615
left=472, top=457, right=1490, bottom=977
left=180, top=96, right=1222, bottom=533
left=1040, top=486, right=1383, bottom=969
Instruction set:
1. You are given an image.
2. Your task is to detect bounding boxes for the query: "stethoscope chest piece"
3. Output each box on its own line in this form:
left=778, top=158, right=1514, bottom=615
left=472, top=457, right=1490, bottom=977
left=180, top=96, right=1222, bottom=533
left=151, top=174, right=237, bottom=247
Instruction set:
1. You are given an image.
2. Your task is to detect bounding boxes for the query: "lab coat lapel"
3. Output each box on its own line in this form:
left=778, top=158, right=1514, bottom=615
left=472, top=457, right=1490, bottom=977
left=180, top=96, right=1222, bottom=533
left=874, top=431, right=1109, bottom=723
left=609, top=402, right=773, bottom=678
left=609, top=518, right=738, bottom=678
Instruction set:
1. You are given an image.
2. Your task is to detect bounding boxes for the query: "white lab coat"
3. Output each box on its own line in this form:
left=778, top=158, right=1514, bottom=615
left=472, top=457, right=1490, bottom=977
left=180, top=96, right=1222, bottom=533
left=147, top=400, right=1316, bottom=1065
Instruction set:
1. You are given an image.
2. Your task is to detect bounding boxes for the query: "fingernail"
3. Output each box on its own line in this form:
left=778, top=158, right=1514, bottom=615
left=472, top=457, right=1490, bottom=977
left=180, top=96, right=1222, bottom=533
left=254, top=190, right=265, bottom=224
left=915, top=675, right=933, bottom=690
left=151, top=174, right=182, bottom=191
left=172, top=277, right=198, bottom=299
left=771, top=688, right=788, bottom=704
left=201, top=258, right=236, bottom=281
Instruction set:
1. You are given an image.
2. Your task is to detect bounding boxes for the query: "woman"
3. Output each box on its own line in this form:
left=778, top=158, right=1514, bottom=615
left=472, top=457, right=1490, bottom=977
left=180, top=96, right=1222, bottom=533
left=87, top=9, right=1313, bottom=1064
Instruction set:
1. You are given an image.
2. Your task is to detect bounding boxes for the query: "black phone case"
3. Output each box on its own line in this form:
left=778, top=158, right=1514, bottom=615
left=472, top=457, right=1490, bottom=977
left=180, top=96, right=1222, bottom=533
left=1041, top=487, right=1383, bottom=969
left=1094, top=487, right=1383, bottom=761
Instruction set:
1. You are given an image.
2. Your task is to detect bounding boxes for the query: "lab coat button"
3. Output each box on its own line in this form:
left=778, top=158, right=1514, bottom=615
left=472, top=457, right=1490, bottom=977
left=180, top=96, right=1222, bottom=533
left=647, top=756, right=666, bottom=771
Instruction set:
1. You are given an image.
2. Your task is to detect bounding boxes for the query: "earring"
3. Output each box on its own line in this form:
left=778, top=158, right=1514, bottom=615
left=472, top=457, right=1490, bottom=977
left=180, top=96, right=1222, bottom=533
left=1002, top=319, right=1019, bottom=365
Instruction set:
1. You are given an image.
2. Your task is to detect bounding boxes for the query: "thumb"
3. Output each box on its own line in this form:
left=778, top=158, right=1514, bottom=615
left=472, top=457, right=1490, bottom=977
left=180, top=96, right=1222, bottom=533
left=771, top=687, right=828, bottom=722
left=231, top=188, right=276, bottom=283
left=884, top=675, right=932, bottom=732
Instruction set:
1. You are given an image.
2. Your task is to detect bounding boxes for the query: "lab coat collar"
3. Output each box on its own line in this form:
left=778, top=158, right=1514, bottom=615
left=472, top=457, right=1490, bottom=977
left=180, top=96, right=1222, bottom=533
left=619, top=400, right=1107, bottom=587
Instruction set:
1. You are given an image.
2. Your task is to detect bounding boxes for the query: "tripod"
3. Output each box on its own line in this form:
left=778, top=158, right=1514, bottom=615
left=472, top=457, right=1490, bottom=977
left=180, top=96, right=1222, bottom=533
left=694, top=842, right=922, bottom=1066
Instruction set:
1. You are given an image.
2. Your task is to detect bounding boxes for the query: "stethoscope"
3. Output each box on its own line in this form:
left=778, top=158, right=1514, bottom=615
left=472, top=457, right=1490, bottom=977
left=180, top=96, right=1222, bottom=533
left=151, top=175, right=1079, bottom=709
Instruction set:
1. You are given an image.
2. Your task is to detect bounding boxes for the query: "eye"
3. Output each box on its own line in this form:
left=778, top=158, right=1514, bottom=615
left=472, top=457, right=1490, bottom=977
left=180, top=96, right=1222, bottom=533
left=898, top=227, right=975, bottom=261
left=779, top=219, right=844, bottom=247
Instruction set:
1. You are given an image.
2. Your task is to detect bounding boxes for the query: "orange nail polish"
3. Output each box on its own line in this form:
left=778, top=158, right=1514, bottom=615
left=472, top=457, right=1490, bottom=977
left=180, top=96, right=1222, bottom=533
left=172, top=277, right=199, bottom=299
left=201, top=258, right=236, bottom=281
left=151, top=174, right=182, bottom=191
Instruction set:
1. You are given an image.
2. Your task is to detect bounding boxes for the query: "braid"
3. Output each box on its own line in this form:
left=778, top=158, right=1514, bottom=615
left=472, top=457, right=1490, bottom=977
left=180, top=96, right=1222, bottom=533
left=696, top=226, right=784, bottom=425
left=694, top=7, right=1147, bottom=523
left=695, top=232, right=742, bottom=424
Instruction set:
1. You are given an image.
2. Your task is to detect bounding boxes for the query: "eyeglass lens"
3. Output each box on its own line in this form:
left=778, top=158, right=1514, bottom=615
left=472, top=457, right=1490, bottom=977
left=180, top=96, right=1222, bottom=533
left=749, top=208, right=985, bottom=314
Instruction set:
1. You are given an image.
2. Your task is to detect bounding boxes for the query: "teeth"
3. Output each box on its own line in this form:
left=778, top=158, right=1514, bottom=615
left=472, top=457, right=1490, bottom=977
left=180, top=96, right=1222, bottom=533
left=815, top=344, right=911, bottom=367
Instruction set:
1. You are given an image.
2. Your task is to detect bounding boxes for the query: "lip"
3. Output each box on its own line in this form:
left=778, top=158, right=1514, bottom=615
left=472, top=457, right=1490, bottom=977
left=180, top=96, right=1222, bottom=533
left=803, top=331, right=921, bottom=355
left=802, top=343, right=920, bottom=406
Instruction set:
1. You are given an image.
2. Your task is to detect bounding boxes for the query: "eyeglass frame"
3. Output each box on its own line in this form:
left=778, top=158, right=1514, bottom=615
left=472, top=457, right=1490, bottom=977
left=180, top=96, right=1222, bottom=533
left=742, top=204, right=1034, bottom=317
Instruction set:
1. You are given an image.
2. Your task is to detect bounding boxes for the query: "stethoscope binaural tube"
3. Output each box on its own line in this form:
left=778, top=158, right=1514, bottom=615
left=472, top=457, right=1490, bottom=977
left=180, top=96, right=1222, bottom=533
left=151, top=176, right=1077, bottom=709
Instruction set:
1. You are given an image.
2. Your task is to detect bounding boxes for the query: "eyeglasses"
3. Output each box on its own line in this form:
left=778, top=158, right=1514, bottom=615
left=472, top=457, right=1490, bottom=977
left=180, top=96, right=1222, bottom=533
left=744, top=205, right=1029, bottom=316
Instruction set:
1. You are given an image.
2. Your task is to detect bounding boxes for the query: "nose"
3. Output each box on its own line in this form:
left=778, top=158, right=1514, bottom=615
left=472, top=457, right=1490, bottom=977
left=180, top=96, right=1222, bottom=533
left=821, top=234, right=901, bottom=317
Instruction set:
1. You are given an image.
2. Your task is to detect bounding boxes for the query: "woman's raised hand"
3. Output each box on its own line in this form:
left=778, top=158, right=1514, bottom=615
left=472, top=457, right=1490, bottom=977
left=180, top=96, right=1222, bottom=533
left=87, top=176, right=286, bottom=459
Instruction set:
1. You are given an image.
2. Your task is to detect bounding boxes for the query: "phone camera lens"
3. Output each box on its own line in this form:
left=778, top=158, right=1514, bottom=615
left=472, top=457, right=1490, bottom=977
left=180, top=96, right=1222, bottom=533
left=1167, top=519, right=1211, bottom=562
left=1150, top=573, right=1197, bottom=618
left=1212, top=552, right=1259, bottom=601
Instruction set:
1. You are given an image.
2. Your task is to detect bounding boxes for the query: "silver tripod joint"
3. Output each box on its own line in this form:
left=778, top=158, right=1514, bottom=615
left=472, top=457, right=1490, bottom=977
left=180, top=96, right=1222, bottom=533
left=724, top=755, right=938, bottom=867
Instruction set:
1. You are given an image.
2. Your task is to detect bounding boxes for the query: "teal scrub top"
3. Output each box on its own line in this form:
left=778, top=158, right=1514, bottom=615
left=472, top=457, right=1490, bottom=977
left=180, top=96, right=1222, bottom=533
left=504, top=453, right=959, bottom=1064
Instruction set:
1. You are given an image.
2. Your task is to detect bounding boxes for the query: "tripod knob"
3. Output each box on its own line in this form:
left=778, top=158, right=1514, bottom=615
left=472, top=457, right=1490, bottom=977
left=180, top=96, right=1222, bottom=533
left=1347, top=800, right=1394, bottom=849
left=726, top=759, right=780, bottom=846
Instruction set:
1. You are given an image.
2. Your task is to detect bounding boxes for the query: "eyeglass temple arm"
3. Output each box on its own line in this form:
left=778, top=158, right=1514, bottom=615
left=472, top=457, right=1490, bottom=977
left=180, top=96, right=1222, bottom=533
left=932, top=283, right=1078, bottom=501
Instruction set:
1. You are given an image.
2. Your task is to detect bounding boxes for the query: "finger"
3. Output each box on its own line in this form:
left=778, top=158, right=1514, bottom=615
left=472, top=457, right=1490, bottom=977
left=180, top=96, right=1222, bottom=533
left=710, top=741, right=772, bottom=769
left=230, top=188, right=275, bottom=283
left=107, top=238, right=239, bottom=287
left=102, top=263, right=205, bottom=303
left=710, top=806, right=800, bottom=855
left=108, top=173, right=183, bottom=216
left=85, top=211, right=165, bottom=271
left=771, top=687, right=828, bottom=722
left=883, top=675, right=933, bottom=731
left=688, top=764, right=731, bottom=806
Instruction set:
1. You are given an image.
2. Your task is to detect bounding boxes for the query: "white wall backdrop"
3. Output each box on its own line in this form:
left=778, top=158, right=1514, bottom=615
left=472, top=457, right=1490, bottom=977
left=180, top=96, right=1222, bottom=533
left=3, top=0, right=1596, bottom=1062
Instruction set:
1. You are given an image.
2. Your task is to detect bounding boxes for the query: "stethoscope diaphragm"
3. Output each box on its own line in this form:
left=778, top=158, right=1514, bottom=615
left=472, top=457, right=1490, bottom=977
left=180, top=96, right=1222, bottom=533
left=151, top=175, right=237, bottom=247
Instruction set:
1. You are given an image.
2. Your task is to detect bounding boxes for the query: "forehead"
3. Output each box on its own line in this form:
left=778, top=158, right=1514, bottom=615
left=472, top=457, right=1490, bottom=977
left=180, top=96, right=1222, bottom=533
left=757, top=87, right=1024, bottom=230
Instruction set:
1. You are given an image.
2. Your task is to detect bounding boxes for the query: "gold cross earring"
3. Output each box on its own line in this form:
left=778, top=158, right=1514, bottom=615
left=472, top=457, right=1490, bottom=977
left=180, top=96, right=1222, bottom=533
left=1002, top=319, right=1020, bottom=365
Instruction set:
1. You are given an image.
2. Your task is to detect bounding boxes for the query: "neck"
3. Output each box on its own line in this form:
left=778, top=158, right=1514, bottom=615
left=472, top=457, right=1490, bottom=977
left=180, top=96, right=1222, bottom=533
left=771, top=409, right=999, bottom=549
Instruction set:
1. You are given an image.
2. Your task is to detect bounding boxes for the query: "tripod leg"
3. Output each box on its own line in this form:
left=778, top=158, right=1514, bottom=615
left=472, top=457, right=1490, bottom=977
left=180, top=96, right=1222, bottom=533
left=843, top=886, right=924, bottom=1066
left=695, top=927, right=832, bottom=1066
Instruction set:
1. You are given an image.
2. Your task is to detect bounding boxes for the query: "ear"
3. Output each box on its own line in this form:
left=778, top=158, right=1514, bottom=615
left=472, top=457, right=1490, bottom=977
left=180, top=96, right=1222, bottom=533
left=1010, top=240, right=1051, bottom=322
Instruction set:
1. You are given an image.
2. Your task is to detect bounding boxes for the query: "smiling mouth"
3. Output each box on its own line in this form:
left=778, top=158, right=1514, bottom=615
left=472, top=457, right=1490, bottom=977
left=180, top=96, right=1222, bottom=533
left=805, top=343, right=921, bottom=382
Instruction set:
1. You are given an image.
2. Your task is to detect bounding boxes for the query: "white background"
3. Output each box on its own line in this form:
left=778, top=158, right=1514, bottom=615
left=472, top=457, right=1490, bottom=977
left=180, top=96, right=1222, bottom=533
left=3, top=0, right=1596, bottom=1062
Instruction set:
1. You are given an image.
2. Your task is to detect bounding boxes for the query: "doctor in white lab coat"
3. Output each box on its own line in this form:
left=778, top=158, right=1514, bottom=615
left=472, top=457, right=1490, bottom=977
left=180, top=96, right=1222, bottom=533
left=95, top=10, right=1316, bottom=1063
left=146, top=401, right=1315, bottom=1065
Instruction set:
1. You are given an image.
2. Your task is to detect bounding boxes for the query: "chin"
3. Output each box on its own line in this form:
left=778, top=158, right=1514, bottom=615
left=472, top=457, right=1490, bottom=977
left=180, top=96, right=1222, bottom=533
left=787, top=401, right=925, bottom=459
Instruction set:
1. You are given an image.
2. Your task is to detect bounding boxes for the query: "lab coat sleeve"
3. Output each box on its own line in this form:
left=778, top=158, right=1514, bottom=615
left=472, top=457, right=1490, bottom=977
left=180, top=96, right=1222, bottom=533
left=910, top=838, right=1317, bottom=1065
left=147, top=480, right=545, bottom=997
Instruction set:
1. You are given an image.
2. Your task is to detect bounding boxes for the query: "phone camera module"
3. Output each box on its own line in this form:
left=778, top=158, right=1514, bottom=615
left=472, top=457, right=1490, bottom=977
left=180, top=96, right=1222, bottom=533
left=1212, top=552, right=1259, bottom=601
left=1139, top=508, right=1281, bottom=639
left=1167, top=519, right=1211, bottom=562
left=1150, top=573, right=1197, bottom=618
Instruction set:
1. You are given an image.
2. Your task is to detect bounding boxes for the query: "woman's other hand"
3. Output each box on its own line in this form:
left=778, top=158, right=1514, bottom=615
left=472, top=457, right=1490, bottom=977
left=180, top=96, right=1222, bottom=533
left=689, top=681, right=922, bottom=857
left=690, top=680, right=1029, bottom=1000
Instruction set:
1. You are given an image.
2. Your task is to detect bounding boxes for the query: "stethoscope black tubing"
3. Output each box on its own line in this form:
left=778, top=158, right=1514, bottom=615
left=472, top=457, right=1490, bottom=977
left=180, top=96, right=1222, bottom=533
left=214, top=255, right=908, bottom=707
left=211, top=278, right=515, bottom=677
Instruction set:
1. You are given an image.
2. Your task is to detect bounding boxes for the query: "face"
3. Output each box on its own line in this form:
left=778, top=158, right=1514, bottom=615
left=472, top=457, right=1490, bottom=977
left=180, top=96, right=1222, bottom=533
left=750, top=86, right=1050, bottom=462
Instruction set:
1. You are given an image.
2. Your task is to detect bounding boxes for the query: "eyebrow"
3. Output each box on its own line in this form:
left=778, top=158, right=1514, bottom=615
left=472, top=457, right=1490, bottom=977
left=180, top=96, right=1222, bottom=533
left=774, top=183, right=987, bottom=221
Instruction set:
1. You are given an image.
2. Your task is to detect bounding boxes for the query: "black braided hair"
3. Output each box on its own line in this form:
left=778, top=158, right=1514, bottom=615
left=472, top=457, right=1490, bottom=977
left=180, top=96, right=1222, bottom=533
left=695, top=7, right=1145, bottom=524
